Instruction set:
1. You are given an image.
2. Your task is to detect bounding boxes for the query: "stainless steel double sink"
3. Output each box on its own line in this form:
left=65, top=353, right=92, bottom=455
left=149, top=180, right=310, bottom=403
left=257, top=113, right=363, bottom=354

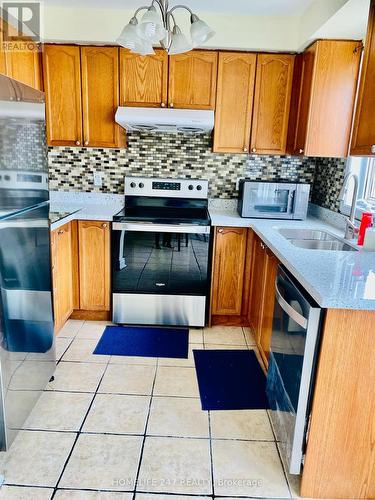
left=278, top=228, right=358, bottom=251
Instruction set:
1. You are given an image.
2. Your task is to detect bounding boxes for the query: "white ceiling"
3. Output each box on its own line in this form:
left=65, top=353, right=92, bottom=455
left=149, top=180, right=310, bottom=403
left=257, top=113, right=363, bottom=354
left=41, top=0, right=315, bottom=16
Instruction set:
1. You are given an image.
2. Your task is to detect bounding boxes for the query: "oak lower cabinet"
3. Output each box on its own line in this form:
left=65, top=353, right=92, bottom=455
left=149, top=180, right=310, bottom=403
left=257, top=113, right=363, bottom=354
left=248, top=234, right=279, bottom=366
left=78, top=221, right=110, bottom=313
left=210, top=227, right=251, bottom=323
left=288, top=40, right=361, bottom=157
left=120, top=48, right=168, bottom=107
left=51, top=222, right=74, bottom=332
left=351, top=0, right=375, bottom=155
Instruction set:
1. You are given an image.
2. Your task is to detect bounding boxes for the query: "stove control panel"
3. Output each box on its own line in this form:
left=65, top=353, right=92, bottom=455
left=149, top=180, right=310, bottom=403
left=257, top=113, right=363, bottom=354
left=125, top=177, right=208, bottom=199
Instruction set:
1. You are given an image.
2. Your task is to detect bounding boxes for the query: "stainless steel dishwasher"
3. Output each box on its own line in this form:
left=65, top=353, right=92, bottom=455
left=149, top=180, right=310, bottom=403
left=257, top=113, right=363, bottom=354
left=266, top=265, right=322, bottom=475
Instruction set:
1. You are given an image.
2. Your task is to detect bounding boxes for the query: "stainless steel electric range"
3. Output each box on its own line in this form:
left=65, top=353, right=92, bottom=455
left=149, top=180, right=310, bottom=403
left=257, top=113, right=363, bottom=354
left=111, top=177, right=212, bottom=327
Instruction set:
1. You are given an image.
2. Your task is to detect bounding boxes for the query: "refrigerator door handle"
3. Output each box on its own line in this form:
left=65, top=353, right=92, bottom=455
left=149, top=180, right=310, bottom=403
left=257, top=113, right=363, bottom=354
left=275, top=278, right=308, bottom=329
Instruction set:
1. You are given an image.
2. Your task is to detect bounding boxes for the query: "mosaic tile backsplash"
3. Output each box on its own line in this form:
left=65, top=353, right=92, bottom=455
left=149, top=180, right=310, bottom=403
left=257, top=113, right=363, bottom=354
left=48, top=132, right=346, bottom=209
left=311, top=157, right=347, bottom=212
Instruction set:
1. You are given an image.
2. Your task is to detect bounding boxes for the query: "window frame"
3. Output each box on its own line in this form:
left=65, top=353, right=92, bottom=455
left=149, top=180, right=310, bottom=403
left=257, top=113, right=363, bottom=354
left=340, top=157, right=375, bottom=219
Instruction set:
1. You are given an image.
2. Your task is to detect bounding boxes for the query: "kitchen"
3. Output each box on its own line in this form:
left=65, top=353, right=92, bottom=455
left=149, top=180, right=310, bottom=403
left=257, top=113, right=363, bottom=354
left=0, top=0, right=374, bottom=499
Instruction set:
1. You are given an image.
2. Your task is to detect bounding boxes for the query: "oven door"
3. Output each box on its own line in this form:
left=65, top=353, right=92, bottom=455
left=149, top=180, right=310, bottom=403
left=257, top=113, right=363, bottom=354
left=111, top=222, right=211, bottom=327
left=242, top=182, right=297, bottom=219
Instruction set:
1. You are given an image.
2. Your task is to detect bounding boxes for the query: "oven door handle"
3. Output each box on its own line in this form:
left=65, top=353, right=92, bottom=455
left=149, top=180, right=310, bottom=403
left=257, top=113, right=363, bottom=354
left=275, top=278, right=308, bottom=329
left=112, top=222, right=211, bottom=234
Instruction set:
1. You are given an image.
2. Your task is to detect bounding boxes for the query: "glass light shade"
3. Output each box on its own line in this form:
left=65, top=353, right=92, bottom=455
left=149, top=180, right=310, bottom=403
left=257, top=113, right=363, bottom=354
left=190, top=16, right=215, bottom=47
left=133, top=40, right=155, bottom=55
left=168, top=26, right=192, bottom=55
left=138, top=5, right=166, bottom=43
left=116, top=19, right=143, bottom=51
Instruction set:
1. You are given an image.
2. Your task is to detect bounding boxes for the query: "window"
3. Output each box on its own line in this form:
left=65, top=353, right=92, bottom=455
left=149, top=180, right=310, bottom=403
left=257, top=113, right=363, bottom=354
left=340, top=157, right=375, bottom=218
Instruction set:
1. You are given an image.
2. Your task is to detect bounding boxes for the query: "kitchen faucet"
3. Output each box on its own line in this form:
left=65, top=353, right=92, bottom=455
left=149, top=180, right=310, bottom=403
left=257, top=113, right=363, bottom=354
left=338, top=173, right=359, bottom=240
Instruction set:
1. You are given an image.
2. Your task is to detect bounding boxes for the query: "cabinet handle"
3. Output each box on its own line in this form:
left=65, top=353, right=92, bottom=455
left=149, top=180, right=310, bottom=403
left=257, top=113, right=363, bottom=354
left=75, top=141, right=81, bottom=146
left=371, top=145, right=375, bottom=154
left=58, top=230, right=64, bottom=235
left=218, top=228, right=224, bottom=233
left=252, top=147, right=257, bottom=153
left=170, top=103, right=174, bottom=108
left=243, top=148, right=248, bottom=152
left=161, top=102, right=166, bottom=108
left=102, top=223, right=107, bottom=228
left=84, top=141, right=89, bottom=146
left=299, top=148, right=304, bottom=154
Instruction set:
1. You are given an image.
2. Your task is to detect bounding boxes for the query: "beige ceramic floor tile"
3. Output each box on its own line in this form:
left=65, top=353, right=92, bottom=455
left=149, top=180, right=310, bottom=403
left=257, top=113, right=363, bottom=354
left=210, top=409, right=274, bottom=441
left=83, top=394, right=150, bottom=434
left=47, top=362, right=106, bottom=393
left=212, top=439, right=290, bottom=498
left=98, top=364, right=156, bottom=395
left=62, top=338, right=110, bottom=364
left=24, top=391, right=93, bottom=431
left=147, top=397, right=208, bottom=438
left=0, top=430, right=76, bottom=487
left=57, top=320, right=84, bottom=338
left=75, top=321, right=112, bottom=340
left=153, top=366, right=199, bottom=397
left=54, top=490, right=133, bottom=499
left=138, top=436, right=212, bottom=494
left=203, top=326, right=246, bottom=346
left=243, top=326, right=257, bottom=346
left=59, top=434, right=142, bottom=491
left=136, top=496, right=208, bottom=500
left=109, top=355, right=157, bottom=366
left=158, top=344, right=203, bottom=367
left=204, top=344, right=248, bottom=350
left=0, top=486, right=53, bottom=499
left=189, top=329, right=203, bottom=343
left=9, top=360, right=55, bottom=391
left=55, top=337, right=74, bottom=360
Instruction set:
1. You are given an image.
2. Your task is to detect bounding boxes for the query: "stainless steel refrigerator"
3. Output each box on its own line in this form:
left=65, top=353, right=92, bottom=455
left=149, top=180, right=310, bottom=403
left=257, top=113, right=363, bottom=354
left=0, top=74, right=55, bottom=450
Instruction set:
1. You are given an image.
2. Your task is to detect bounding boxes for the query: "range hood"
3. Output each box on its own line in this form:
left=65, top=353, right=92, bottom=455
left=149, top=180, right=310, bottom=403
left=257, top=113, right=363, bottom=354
left=115, top=106, right=214, bottom=134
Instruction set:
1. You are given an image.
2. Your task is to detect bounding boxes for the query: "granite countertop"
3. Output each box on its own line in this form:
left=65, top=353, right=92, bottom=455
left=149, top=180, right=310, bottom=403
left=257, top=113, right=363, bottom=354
left=210, top=208, right=375, bottom=311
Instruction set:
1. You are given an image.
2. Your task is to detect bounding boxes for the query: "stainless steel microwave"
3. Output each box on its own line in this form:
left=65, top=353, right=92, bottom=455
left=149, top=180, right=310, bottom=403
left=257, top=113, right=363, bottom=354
left=237, top=180, right=310, bottom=220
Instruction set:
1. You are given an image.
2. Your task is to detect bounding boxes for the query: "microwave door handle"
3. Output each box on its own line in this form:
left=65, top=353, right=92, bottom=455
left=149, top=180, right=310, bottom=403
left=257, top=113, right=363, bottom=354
left=275, top=278, right=308, bottom=329
left=287, top=189, right=296, bottom=214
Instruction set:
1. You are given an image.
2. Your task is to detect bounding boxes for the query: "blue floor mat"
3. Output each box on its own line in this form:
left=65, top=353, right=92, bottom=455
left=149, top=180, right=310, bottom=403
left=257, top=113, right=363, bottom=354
left=94, top=325, right=189, bottom=359
left=193, top=349, right=269, bottom=410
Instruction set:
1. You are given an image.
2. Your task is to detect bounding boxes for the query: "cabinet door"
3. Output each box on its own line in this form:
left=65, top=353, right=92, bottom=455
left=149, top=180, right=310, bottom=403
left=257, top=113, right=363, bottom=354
left=250, top=54, right=294, bottom=155
left=306, top=40, right=361, bottom=157
left=52, top=223, right=74, bottom=331
left=258, top=250, right=278, bottom=365
left=168, top=50, right=218, bottom=109
left=43, top=45, right=83, bottom=146
left=5, top=46, right=42, bottom=90
left=248, top=237, right=267, bottom=343
left=351, top=1, right=375, bottom=156
left=78, top=221, right=110, bottom=311
left=0, top=26, right=6, bottom=74
left=211, top=227, right=247, bottom=316
left=81, top=46, right=124, bottom=148
left=120, top=48, right=168, bottom=107
left=213, top=52, right=257, bottom=154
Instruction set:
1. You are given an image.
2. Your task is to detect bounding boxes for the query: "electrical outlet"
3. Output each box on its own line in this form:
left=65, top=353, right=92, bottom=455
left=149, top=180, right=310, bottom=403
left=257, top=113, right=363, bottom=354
left=236, top=177, right=245, bottom=190
left=93, top=171, right=104, bottom=187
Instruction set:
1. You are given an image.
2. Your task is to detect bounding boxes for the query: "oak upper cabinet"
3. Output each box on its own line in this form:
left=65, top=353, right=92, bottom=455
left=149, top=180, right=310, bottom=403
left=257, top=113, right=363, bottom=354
left=288, top=40, right=361, bottom=157
left=250, top=54, right=294, bottom=155
left=5, top=47, right=43, bottom=90
left=351, top=0, right=375, bottom=155
left=51, top=222, right=74, bottom=332
left=211, top=227, right=248, bottom=316
left=43, top=45, right=83, bottom=146
left=168, top=50, right=218, bottom=109
left=120, top=48, right=168, bottom=107
left=78, top=221, right=110, bottom=312
left=81, top=46, right=124, bottom=148
left=213, top=52, right=257, bottom=153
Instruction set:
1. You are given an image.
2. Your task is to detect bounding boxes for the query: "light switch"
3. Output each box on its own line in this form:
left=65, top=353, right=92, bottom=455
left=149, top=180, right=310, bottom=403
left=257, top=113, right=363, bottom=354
left=93, top=172, right=104, bottom=187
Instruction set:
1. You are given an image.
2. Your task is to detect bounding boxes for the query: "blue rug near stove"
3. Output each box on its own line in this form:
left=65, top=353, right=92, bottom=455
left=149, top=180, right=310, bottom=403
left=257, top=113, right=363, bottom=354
left=93, top=326, right=189, bottom=359
left=193, top=349, right=269, bottom=410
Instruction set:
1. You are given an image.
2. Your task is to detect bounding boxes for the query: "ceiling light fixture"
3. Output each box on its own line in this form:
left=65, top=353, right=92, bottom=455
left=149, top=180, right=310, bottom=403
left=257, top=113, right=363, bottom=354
left=116, top=0, right=215, bottom=56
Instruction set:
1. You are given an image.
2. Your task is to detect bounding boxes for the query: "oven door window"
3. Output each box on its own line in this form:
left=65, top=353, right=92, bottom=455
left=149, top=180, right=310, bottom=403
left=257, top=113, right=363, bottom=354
left=112, top=230, right=210, bottom=295
left=248, top=185, right=295, bottom=215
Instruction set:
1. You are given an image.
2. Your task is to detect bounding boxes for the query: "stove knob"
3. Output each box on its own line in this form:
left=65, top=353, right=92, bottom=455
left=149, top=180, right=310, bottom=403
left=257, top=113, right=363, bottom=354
left=196, top=185, right=202, bottom=191
left=139, top=182, right=144, bottom=188
left=188, top=185, right=194, bottom=190
left=130, top=182, right=136, bottom=188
